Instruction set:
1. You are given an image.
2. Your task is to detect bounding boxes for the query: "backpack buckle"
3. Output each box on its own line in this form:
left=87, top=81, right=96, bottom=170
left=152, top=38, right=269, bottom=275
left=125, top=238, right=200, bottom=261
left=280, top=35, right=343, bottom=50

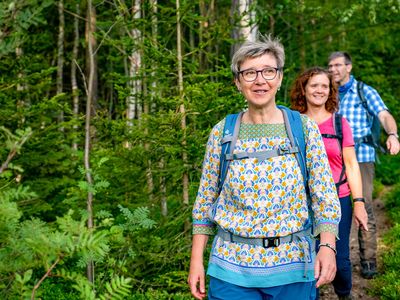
left=278, top=144, right=290, bottom=155
left=263, top=237, right=280, bottom=248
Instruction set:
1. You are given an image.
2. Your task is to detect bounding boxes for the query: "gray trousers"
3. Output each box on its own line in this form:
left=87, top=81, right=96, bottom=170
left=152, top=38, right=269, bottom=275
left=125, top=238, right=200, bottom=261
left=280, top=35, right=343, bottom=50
left=358, top=162, right=377, bottom=262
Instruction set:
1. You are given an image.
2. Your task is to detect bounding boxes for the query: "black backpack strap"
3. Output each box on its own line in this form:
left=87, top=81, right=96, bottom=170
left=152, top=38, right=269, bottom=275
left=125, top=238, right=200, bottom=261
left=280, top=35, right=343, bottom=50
left=321, top=113, right=347, bottom=192
left=333, top=113, right=347, bottom=191
left=356, top=81, right=374, bottom=144
left=357, top=81, right=368, bottom=110
left=356, top=81, right=386, bottom=156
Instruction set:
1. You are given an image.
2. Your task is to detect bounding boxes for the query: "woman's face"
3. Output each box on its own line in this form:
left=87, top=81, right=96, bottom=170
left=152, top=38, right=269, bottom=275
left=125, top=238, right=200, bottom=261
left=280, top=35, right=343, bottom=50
left=235, top=53, right=282, bottom=109
left=304, top=73, right=330, bottom=108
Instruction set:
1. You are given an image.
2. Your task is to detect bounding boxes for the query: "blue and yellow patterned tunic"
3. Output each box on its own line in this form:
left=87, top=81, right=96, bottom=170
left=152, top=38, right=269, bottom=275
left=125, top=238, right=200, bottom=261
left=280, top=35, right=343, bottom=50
left=192, top=113, right=341, bottom=288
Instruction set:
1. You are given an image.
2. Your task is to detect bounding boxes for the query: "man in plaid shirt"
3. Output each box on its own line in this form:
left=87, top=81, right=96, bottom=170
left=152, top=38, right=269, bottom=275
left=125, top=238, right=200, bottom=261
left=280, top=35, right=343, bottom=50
left=328, top=52, right=400, bottom=279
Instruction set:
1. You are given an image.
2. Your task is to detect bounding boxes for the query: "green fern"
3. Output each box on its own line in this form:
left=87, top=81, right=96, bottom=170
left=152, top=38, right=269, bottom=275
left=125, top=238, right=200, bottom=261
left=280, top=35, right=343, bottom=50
left=98, top=276, right=132, bottom=300
left=118, top=205, right=156, bottom=232
left=57, top=269, right=96, bottom=300
left=0, top=185, right=37, bottom=202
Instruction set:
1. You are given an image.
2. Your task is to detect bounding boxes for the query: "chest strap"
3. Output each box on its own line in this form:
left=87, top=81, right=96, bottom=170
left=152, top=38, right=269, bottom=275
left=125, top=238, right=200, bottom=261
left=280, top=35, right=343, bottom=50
left=225, top=144, right=299, bottom=161
left=216, top=226, right=312, bottom=248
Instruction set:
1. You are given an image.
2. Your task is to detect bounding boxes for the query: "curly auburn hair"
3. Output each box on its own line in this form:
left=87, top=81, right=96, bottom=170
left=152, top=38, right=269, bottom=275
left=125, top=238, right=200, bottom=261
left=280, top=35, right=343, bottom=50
left=290, top=67, right=338, bottom=113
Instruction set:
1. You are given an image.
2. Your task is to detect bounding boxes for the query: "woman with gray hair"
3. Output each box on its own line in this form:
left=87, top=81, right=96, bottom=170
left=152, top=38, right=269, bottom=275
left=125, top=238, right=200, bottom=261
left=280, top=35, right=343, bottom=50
left=188, top=35, right=341, bottom=300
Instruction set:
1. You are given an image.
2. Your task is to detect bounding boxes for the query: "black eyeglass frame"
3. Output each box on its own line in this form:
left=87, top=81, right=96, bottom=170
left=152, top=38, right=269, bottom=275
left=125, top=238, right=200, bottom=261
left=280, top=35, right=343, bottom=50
left=327, top=63, right=350, bottom=70
left=238, top=67, right=282, bottom=82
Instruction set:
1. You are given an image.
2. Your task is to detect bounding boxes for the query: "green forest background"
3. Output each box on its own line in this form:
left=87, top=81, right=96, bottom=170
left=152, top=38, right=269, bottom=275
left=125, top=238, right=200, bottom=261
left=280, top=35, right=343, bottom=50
left=1, top=0, right=400, bottom=299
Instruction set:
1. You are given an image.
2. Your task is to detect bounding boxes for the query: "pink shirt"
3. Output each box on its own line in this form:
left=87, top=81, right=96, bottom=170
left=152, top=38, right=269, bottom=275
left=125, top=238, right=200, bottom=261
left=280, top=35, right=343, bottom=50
left=318, top=115, right=354, bottom=198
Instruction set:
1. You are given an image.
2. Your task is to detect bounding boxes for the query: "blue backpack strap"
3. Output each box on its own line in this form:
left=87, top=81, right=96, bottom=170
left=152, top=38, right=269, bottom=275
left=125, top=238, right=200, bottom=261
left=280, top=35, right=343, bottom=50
left=218, top=112, right=243, bottom=194
left=279, top=105, right=313, bottom=232
left=278, top=105, right=308, bottom=188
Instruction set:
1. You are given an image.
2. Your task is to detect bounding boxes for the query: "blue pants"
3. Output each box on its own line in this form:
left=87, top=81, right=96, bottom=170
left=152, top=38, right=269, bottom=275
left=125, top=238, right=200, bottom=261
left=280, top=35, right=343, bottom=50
left=333, top=195, right=353, bottom=296
left=208, top=276, right=316, bottom=300
left=316, top=195, right=353, bottom=298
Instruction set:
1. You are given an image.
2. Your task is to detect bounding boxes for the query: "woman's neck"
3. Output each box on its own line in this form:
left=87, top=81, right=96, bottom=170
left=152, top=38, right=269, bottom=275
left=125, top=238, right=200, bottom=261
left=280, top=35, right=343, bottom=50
left=305, top=106, right=332, bottom=124
left=243, top=105, right=283, bottom=124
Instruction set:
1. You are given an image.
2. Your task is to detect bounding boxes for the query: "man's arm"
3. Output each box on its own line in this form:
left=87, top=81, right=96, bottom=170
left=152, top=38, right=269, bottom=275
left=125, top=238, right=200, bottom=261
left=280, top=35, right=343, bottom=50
left=378, top=110, right=400, bottom=155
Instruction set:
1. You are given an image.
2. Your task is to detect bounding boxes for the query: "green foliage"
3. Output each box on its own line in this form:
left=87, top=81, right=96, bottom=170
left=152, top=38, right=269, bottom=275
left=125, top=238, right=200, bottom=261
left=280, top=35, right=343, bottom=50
left=370, top=223, right=400, bottom=299
left=118, top=205, right=156, bottom=231
left=100, top=276, right=132, bottom=300
left=37, top=277, right=81, bottom=300
left=1, top=0, right=400, bottom=298
left=369, top=185, right=400, bottom=299
left=375, top=154, right=400, bottom=185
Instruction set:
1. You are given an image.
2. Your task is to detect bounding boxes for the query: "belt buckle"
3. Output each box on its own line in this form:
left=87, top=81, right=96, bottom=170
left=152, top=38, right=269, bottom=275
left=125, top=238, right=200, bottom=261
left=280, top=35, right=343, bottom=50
left=263, top=237, right=280, bottom=248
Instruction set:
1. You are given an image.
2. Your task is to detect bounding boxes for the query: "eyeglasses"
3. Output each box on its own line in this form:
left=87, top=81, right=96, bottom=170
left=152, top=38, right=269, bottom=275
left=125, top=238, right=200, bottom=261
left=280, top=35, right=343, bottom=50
left=328, top=63, right=348, bottom=70
left=238, top=67, right=281, bottom=82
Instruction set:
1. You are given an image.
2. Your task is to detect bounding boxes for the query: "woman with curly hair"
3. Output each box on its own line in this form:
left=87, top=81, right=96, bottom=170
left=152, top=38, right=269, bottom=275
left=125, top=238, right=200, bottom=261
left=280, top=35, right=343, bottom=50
left=291, top=67, right=368, bottom=300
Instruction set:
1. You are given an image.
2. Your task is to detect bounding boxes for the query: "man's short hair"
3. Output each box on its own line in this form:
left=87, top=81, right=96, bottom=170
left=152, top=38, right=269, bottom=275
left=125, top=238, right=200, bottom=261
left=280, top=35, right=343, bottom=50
left=328, top=51, right=352, bottom=65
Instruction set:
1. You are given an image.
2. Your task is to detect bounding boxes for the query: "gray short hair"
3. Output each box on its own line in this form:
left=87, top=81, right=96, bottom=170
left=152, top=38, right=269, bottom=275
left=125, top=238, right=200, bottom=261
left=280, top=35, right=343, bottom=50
left=328, top=51, right=352, bottom=65
left=231, top=35, right=285, bottom=78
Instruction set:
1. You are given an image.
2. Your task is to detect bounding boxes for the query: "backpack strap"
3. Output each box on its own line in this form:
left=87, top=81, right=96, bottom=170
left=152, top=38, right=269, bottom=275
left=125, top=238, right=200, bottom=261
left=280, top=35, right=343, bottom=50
left=278, top=105, right=308, bottom=189
left=218, top=112, right=243, bottom=194
left=356, top=81, right=373, bottom=143
left=333, top=113, right=347, bottom=190
left=355, top=81, right=386, bottom=155
left=321, top=113, right=347, bottom=192
left=357, top=81, right=368, bottom=111
left=218, top=108, right=309, bottom=194
left=217, top=106, right=312, bottom=232
left=279, top=105, right=312, bottom=232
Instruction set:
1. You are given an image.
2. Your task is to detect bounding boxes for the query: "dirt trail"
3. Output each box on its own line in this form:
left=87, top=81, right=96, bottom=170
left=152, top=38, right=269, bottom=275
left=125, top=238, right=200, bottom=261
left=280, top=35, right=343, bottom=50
left=319, top=194, right=391, bottom=299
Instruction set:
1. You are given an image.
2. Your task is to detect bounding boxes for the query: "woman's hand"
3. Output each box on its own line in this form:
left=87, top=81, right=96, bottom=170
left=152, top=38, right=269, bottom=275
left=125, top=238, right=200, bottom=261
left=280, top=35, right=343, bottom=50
left=314, top=245, right=337, bottom=288
left=354, top=202, right=368, bottom=231
left=188, top=234, right=209, bottom=300
left=188, top=260, right=206, bottom=300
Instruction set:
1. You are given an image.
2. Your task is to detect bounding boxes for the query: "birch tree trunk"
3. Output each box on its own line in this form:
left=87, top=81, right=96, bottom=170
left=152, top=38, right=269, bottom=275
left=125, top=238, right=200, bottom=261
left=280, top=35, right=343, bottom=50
left=57, top=0, right=65, bottom=127
left=85, top=0, right=96, bottom=284
left=126, top=0, right=142, bottom=125
left=71, top=3, right=80, bottom=151
left=176, top=0, right=189, bottom=206
left=231, top=0, right=258, bottom=55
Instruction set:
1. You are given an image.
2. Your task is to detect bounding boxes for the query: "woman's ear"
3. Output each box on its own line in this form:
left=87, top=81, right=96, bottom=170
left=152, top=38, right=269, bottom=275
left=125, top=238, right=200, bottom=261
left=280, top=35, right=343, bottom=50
left=234, top=78, right=241, bottom=91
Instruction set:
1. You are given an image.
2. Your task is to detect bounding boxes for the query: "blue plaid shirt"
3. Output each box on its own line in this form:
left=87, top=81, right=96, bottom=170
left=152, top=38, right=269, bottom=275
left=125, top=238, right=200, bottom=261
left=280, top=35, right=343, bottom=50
left=338, top=76, right=388, bottom=163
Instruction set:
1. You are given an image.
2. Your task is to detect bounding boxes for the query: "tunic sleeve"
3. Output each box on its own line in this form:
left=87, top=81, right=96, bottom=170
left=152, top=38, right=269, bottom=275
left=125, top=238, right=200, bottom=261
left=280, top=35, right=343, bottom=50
left=302, top=115, right=341, bottom=238
left=192, top=120, right=224, bottom=235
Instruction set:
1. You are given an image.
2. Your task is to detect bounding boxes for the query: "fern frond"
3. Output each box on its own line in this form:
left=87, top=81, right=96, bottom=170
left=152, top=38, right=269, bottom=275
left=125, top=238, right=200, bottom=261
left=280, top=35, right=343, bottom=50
left=98, top=276, right=132, bottom=300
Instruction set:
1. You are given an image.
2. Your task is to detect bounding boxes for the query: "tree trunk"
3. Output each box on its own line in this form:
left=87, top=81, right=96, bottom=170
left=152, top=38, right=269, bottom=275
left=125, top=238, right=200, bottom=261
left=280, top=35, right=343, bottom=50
left=297, top=0, right=306, bottom=71
left=85, top=1, right=98, bottom=116
left=231, top=0, right=258, bottom=56
left=176, top=0, right=189, bottom=206
left=71, top=3, right=80, bottom=151
left=85, top=0, right=96, bottom=284
left=150, top=0, right=167, bottom=214
left=268, top=1, right=275, bottom=35
left=16, top=47, right=26, bottom=126
left=57, top=0, right=65, bottom=128
left=126, top=0, right=142, bottom=125
left=199, top=0, right=206, bottom=72
left=159, top=158, right=168, bottom=217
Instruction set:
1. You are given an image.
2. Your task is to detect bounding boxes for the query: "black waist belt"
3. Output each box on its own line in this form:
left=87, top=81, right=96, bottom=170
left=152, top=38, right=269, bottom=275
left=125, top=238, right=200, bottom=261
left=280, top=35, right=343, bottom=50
left=216, top=226, right=312, bottom=248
